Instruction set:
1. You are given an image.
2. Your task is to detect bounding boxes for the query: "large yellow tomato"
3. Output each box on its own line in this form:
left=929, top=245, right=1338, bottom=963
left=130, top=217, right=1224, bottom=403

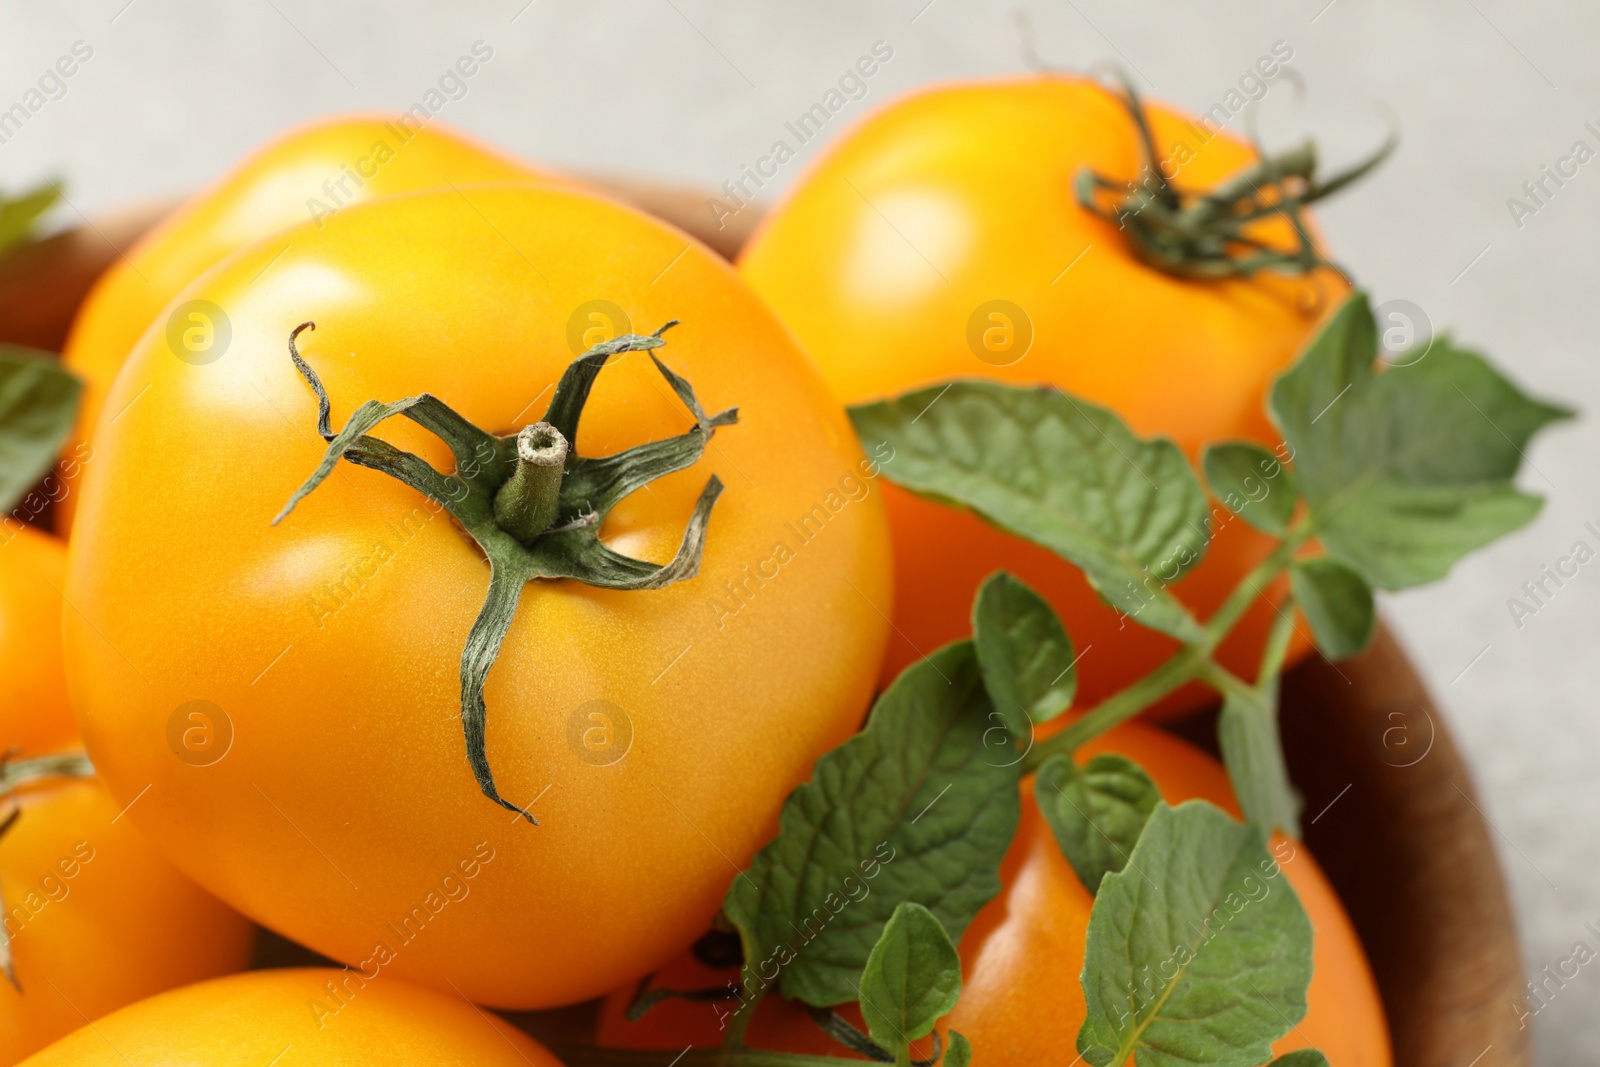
left=62, top=184, right=892, bottom=1009
left=18, top=968, right=563, bottom=1066
left=1, top=775, right=255, bottom=1064
left=598, top=723, right=1390, bottom=1067
left=57, top=115, right=560, bottom=531
left=739, top=75, right=1344, bottom=713
left=0, top=526, right=74, bottom=757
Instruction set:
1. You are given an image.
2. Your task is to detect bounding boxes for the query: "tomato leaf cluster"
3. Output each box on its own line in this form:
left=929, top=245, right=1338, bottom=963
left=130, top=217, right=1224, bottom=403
left=656, top=574, right=1323, bottom=1067
left=1269, top=296, right=1570, bottom=591
left=608, top=290, right=1566, bottom=1067
left=847, top=290, right=1569, bottom=840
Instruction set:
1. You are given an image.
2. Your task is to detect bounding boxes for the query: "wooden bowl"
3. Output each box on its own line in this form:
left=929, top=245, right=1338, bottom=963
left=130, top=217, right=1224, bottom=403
left=0, top=178, right=1527, bottom=1067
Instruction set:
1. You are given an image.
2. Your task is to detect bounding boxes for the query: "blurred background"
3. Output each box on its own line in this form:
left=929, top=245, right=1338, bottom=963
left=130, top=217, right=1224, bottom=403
left=2, top=1, right=1594, bottom=1060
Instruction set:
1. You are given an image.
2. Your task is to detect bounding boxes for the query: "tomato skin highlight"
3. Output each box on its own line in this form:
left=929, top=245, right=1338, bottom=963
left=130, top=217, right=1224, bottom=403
left=0, top=778, right=256, bottom=1064
left=57, top=115, right=561, bottom=532
left=16, top=967, right=564, bottom=1066
left=597, top=724, right=1390, bottom=1067
left=0, top=526, right=74, bottom=758
left=738, top=76, right=1340, bottom=714
left=62, top=185, right=893, bottom=1010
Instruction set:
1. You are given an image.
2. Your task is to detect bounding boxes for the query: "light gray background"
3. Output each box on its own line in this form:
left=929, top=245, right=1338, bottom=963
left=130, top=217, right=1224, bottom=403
left=2, top=0, right=1595, bottom=1060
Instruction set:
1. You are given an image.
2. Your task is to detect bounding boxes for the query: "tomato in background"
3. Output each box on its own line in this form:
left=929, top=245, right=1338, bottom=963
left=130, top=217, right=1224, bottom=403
left=0, top=526, right=74, bottom=758
left=1, top=776, right=255, bottom=1064
left=739, top=75, right=1344, bottom=714
left=17, top=968, right=562, bottom=1066
left=57, top=114, right=562, bottom=531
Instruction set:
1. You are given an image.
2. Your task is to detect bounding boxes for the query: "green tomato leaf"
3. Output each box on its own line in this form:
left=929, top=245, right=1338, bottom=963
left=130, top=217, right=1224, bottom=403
left=1078, top=801, right=1313, bottom=1067
left=859, top=902, right=963, bottom=1061
left=0, top=181, right=60, bottom=257
left=971, top=570, right=1076, bottom=734
left=723, top=640, right=1020, bottom=1008
left=1217, top=689, right=1300, bottom=839
left=1267, top=1052, right=1330, bottom=1067
left=849, top=382, right=1209, bottom=642
left=0, top=348, right=82, bottom=514
left=1290, top=558, right=1375, bottom=660
left=944, top=1031, right=973, bottom=1067
left=1202, top=441, right=1297, bottom=536
left=1270, top=292, right=1571, bottom=590
left=1036, top=753, right=1160, bottom=895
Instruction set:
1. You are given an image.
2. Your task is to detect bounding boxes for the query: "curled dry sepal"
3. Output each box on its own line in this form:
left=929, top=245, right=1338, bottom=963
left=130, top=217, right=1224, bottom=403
left=1074, top=68, right=1394, bottom=282
left=275, top=321, right=736, bottom=822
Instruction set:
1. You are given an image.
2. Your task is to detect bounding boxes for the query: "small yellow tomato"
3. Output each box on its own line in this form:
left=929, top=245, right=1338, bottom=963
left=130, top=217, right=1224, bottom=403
left=739, top=76, right=1341, bottom=712
left=1, top=775, right=255, bottom=1063
left=18, top=968, right=564, bottom=1066
left=0, top=526, right=74, bottom=757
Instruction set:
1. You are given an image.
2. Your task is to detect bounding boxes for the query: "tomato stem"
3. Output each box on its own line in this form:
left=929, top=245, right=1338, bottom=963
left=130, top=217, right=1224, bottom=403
left=1075, top=68, right=1394, bottom=282
left=275, top=322, right=737, bottom=821
left=1019, top=520, right=1310, bottom=773
left=1197, top=527, right=1303, bottom=652
left=720, top=981, right=761, bottom=1050
left=494, top=421, right=570, bottom=542
left=1021, top=647, right=1204, bottom=773
left=1, top=750, right=95, bottom=792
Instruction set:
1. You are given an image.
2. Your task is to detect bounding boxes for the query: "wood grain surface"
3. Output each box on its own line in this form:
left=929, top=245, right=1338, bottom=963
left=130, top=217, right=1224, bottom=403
left=0, top=178, right=1528, bottom=1067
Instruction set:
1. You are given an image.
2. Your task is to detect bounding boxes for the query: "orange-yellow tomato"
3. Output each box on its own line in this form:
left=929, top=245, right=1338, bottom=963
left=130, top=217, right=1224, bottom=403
left=63, top=185, right=892, bottom=1009
left=0, top=526, right=74, bottom=757
left=18, top=967, right=564, bottom=1066
left=1, top=777, right=255, bottom=1064
left=598, top=723, right=1391, bottom=1067
left=739, top=76, right=1343, bottom=713
left=57, top=115, right=562, bottom=531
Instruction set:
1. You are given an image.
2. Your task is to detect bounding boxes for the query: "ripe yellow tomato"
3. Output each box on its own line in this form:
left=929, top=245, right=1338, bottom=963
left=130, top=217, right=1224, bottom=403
left=17, top=967, right=563, bottom=1066
left=1, top=776, right=255, bottom=1063
left=0, top=526, right=74, bottom=757
left=63, top=185, right=892, bottom=1009
left=739, top=76, right=1342, bottom=713
left=57, top=115, right=561, bottom=531
left=598, top=723, right=1390, bottom=1067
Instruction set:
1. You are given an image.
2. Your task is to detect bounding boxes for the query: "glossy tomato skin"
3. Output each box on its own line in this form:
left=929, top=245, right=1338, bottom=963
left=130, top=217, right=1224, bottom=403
left=17, top=968, right=563, bottom=1066
left=57, top=115, right=561, bottom=531
left=63, top=185, right=893, bottom=1010
left=0, top=779, right=255, bottom=1064
left=739, top=76, right=1341, bottom=713
left=597, top=724, right=1391, bottom=1067
left=0, top=526, right=74, bottom=757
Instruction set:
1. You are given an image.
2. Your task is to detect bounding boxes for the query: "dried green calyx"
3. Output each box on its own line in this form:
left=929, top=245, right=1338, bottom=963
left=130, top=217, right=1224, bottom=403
left=276, top=320, right=738, bottom=823
left=1076, top=70, right=1394, bottom=281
